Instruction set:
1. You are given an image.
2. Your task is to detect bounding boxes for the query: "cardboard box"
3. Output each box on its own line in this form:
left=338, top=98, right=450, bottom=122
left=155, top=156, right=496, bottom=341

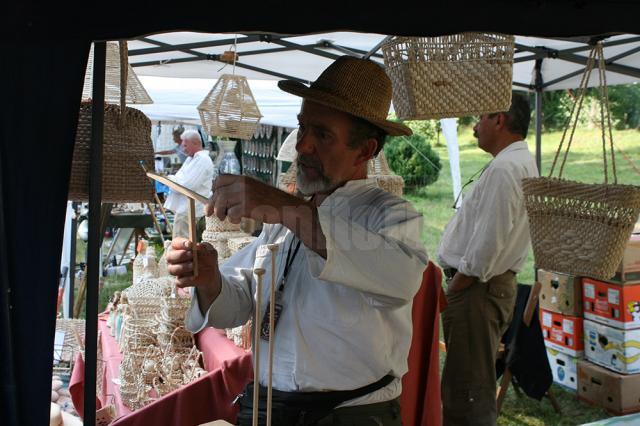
left=584, top=319, right=640, bottom=374
left=546, top=346, right=579, bottom=391
left=538, top=269, right=582, bottom=316
left=577, top=360, right=640, bottom=415
left=609, top=234, right=640, bottom=284
left=583, top=278, right=640, bottom=330
left=540, top=309, right=584, bottom=356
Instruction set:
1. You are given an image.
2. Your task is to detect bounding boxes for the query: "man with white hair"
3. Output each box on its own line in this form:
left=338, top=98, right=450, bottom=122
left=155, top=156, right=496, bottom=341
left=163, top=129, right=214, bottom=240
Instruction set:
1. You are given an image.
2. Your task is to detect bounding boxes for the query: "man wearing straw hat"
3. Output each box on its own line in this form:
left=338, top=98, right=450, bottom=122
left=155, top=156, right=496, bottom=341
left=438, top=93, right=538, bottom=426
left=167, top=56, right=428, bottom=425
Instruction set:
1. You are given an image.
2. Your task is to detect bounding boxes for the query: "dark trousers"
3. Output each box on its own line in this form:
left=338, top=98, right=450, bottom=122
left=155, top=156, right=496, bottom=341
left=441, top=271, right=517, bottom=426
left=316, top=399, right=402, bottom=426
left=236, top=397, right=402, bottom=426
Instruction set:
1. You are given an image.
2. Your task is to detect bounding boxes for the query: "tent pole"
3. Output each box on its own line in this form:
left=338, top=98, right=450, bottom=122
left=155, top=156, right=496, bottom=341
left=83, top=41, right=106, bottom=426
left=67, top=202, right=78, bottom=318
left=534, top=58, right=543, bottom=173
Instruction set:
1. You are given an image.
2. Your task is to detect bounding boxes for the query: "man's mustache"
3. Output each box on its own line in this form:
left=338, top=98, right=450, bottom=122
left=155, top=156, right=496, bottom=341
left=297, top=155, right=323, bottom=171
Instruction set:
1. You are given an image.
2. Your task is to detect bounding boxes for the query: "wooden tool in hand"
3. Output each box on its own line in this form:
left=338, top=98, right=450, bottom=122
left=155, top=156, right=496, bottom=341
left=141, top=162, right=207, bottom=277
left=266, top=244, right=279, bottom=426
left=253, top=268, right=266, bottom=426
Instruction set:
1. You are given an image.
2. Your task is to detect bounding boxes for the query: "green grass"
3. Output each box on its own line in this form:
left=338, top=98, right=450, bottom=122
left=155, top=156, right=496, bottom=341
left=404, top=126, right=640, bottom=425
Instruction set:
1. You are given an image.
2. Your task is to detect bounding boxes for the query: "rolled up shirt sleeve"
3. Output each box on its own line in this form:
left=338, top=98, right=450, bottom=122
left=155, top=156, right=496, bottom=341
left=307, top=198, right=428, bottom=308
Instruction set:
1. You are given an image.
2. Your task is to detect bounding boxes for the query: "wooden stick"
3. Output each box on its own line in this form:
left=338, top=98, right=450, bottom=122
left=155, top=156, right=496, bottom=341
left=154, top=193, right=172, bottom=234
left=253, top=268, right=265, bottom=426
left=188, top=199, right=198, bottom=277
left=145, top=170, right=209, bottom=204
left=523, top=281, right=542, bottom=327
left=146, top=203, right=165, bottom=244
left=266, top=244, right=279, bottom=426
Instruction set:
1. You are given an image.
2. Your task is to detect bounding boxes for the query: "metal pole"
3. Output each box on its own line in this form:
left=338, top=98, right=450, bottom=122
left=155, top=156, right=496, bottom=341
left=83, top=41, right=105, bottom=426
left=534, top=58, right=543, bottom=174
left=67, top=202, right=77, bottom=318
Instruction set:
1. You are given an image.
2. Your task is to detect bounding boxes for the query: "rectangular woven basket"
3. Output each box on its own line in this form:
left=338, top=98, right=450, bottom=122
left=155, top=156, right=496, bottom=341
left=381, top=33, right=514, bottom=120
left=522, top=177, right=640, bottom=280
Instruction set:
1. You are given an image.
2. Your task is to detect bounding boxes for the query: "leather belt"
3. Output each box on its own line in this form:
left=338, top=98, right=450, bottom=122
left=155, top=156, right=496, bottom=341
left=443, top=268, right=458, bottom=280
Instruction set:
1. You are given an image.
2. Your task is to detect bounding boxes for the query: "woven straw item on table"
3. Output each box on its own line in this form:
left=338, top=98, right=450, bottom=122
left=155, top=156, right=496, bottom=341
left=522, top=43, right=640, bottom=280
left=120, top=318, right=157, bottom=351
left=227, top=236, right=257, bottom=255
left=205, top=215, right=241, bottom=232
left=198, top=74, right=262, bottom=140
left=367, top=151, right=404, bottom=196
left=160, top=296, right=191, bottom=322
left=381, top=33, right=514, bottom=120
left=53, top=319, right=85, bottom=377
left=201, top=231, right=247, bottom=258
left=124, top=276, right=173, bottom=298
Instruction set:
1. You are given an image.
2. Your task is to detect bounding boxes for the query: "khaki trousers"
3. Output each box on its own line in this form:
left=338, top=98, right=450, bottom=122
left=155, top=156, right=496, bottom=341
left=441, top=271, right=517, bottom=426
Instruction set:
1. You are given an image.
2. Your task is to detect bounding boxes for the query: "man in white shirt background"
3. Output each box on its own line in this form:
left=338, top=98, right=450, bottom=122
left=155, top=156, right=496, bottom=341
left=438, top=93, right=539, bottom=426
left=166, top=56, right=428, bottom=425
left=163, top=129, right=214, bottom=241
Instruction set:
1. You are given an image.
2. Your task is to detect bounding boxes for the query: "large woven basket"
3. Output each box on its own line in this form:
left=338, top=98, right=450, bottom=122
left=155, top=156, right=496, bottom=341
left=70, top=40, right=154, bottom=202
left=523, top=178, right=640, bottom=279
left=69, top=102, right=154, bottom=202
left=381, top=33, right=514, bottom=120
left=523, top=43, right=640, bottom=280
left=368, top=151, right=404, bottom=197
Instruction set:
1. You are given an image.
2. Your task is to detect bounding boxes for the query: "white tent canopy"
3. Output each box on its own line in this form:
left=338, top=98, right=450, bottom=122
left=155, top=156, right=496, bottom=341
left=129, top=31, right=640, bottom=129
left=129, top=32, right=640, bottom=89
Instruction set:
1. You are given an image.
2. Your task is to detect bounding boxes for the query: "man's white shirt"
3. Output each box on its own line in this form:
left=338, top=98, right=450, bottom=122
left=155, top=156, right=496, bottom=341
left=164, top=150, right=214, bottom=217
left=438, top=141, right=539, bottom=282
left=186, top=178, right=428, bottom=406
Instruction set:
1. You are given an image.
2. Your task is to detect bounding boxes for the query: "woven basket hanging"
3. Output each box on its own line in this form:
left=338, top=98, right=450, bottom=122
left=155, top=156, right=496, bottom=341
left=367, top=151, right=405, bottom=197
left=381, top=33, right=514, bottom=120
left=82, top=42, right=153, bottom=104
left=69, top=41, right=155, bottom=202
left=522, top=43, right=640, bottom=281
left=197, top=74, right=263, bottom=140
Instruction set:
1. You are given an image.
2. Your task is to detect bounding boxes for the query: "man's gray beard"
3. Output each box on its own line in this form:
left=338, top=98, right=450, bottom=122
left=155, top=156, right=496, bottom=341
left=296, top=165, right=334, bottom=196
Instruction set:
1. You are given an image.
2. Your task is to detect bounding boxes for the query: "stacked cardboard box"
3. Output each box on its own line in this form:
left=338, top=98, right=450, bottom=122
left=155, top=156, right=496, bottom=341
left=539, top=269, right=584, bottom=391
left=577, top=233, right=640, bottom=415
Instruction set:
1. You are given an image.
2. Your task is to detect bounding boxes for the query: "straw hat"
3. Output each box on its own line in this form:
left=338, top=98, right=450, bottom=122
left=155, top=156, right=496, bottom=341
left=278, top=56, right=412, bottom=136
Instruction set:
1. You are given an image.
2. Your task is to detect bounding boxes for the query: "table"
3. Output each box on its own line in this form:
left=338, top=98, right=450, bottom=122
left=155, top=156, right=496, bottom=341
left=70, top=262, right=444, bottom=426
left=69, top=319, right=252, bottom=425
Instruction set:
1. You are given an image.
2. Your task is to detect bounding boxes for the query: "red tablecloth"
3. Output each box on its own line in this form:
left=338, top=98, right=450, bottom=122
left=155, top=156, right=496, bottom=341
left=70, top=263, right=443, bottom=426
left=69, top=320, right=252, bottom=425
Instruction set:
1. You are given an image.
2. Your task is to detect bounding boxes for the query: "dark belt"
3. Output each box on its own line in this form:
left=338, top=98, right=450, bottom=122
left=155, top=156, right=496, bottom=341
left=443, top=267, right=458, bottom=280
left=443, top=268, right=516, bottom=281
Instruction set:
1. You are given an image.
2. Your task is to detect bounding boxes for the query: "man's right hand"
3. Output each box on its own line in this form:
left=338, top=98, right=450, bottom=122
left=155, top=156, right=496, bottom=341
left=166, top=237, right=222, bottom=315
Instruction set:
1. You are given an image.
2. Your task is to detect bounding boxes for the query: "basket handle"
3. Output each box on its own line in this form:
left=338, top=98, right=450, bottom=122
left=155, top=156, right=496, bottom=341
left=549, top=43, right=617, bottom=184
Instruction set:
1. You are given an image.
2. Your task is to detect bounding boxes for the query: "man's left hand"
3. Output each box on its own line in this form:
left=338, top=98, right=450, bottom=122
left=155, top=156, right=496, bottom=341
left=207, top=174, right=307, bottom=224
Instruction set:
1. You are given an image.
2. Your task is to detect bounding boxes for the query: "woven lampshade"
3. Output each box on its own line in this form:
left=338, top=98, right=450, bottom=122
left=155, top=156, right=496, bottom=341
left=197, top=74, right=262, bottom=140
left=82, top=41, right=153, bottom=104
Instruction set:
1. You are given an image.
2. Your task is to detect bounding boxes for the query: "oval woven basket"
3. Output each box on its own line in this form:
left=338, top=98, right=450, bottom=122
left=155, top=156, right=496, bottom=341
left=69, top=102, right=155, bottom=202
left=381, top=33, right=514, bottom=120
left=523, top=177, right=640, bottom=280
